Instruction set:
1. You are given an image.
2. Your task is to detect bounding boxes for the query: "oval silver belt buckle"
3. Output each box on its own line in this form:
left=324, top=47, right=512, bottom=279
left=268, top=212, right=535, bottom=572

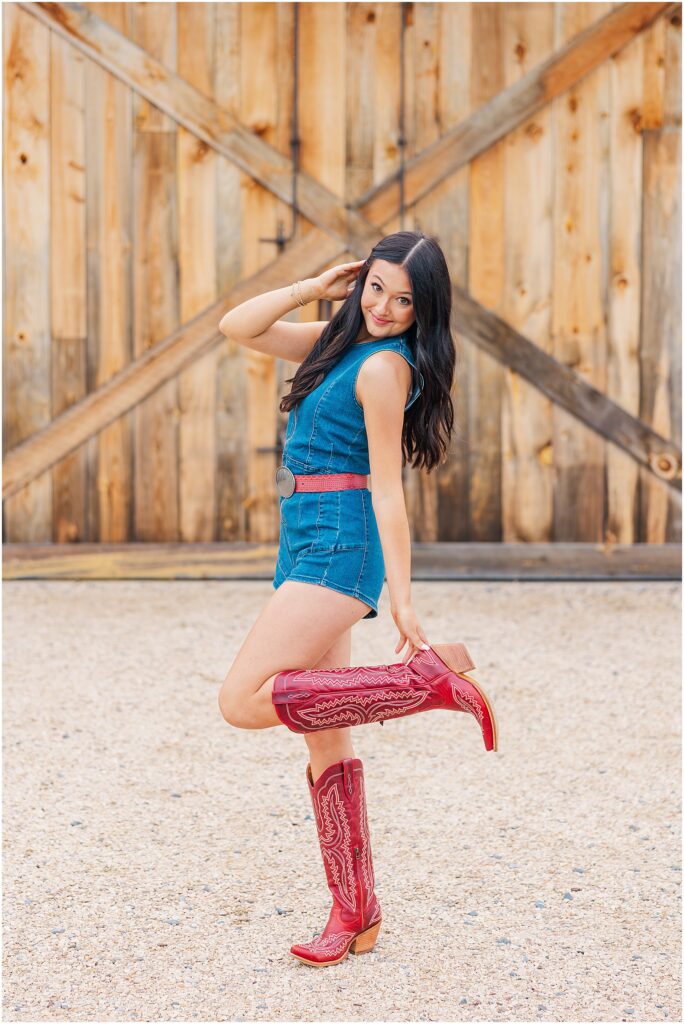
left=275, top=465, right=296, bottom=498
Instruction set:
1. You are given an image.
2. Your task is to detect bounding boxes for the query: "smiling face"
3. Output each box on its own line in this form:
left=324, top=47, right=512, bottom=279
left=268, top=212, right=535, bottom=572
left=357, top=259, right=416, bottom=341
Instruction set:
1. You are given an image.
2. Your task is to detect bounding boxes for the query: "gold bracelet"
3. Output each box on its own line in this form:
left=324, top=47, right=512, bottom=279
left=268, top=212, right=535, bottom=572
left=291, top=280, right=310, bottom=306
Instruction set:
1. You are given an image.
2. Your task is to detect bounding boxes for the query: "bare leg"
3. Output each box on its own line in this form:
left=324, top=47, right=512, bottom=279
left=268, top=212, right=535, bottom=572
left=217, top=580, right=372, bottom=730
left=301, top=627, right=355, bottom=784
left=305, top=730, right=356, bottom=785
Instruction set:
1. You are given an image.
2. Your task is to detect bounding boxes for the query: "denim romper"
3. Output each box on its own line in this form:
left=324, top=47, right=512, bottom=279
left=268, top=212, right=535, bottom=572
left=272, top=331, right=424, bottom=618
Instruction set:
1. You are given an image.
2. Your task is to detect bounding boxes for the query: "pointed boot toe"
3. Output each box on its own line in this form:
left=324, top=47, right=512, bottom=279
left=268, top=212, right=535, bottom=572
left=410, top=643, right=499, bottom=752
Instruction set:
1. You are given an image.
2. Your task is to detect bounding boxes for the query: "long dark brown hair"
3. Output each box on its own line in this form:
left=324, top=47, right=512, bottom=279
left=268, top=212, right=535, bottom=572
left=280, top=230, right=456, bottom=472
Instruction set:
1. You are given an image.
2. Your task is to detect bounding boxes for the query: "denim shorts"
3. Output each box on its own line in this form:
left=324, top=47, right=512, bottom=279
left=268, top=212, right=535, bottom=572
left=272, top=487, right=385, bottom=619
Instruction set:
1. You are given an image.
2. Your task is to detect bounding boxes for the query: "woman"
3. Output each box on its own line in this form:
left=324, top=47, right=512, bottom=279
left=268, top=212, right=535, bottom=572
left=217, top=230, right=498, bottom=967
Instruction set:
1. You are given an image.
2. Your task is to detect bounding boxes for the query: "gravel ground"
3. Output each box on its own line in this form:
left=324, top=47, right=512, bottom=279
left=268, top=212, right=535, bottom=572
left=2, top=578, right=681, bottom=1023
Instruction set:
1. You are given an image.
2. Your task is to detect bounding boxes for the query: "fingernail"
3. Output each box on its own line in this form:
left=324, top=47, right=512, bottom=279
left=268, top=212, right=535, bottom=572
left=421, top=643, right=430, bottom=650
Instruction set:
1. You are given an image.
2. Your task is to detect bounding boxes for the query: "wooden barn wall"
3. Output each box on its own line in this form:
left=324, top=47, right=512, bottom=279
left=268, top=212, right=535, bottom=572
left=2, top=2, right=681, bottom=545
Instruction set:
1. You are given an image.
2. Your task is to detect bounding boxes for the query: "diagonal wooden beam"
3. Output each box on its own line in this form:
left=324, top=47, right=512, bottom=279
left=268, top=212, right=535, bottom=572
left=23, top=2, right=675, bottom=247
left=1, top=229, right=341, bottom=499
left=20, top=1, right=378, bottom=251
left=354, top=2, right=679, bottom=221
left=453, top=290, right=682, bottom=490
left=3, top=226, right=681, bottom=498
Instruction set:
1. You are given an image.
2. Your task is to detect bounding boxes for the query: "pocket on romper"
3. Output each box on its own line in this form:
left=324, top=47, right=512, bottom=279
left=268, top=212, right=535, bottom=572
left=302, top=491, right=367, bottom=554
left=303, top=541, right=367, bottom=555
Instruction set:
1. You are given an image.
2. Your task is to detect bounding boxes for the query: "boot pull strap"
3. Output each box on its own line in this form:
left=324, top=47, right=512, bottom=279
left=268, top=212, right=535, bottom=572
left=408, top=642, right=476, bottom=680
left=342, top=759, right=354, bottom=796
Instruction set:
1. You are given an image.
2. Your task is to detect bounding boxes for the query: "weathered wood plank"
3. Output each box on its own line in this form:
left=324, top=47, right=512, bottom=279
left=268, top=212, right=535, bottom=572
left=346, top=1, right=379, bottom=199
left=130, top=4, right=179, bottom=540
left=130, top=0, right=175, bottom=133
left=552, top=3, right=612, bottom=541
left=662, top=9, right=682, bottom=541
left=84, top=2, right=133, bottom=542
left=3, top=4, right=52, bottom=541
left=214, top=3, right=248, bottom=542
left=240, top=3, right=290, bottom=544
left=405, top=2, right=443, bottom=544
left=3, top=541, right=680, bottom=580
left=50, top=29, right=87, bottom=542
left=177, top=3, right=217, bottom=541
left=605, top=29, right=644, bottom=542
left=434, top=2, right=472, bottom=544
left=467, top=4, right=505, bottom=542
left=501, top=3, right=555, bottom=543
left=642, top=11, right=667, bottom=129
left=639, top=9, right=682, bottom=539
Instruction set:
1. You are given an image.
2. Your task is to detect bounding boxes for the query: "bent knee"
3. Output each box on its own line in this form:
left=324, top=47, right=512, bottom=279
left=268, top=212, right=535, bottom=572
left=217, top=685, right=252, bottom=729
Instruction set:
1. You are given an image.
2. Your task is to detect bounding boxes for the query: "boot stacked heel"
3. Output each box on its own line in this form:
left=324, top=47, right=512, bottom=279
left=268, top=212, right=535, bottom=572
left=349, top=919, right=382, bottom=955
left=426, top=642, right=475, bottom=674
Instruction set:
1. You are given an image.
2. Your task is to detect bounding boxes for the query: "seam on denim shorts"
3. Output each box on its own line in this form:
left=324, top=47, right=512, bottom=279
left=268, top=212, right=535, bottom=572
left=305, top=377, right=338, bottom=466
left=320, top=548, right=333, bottom=585
left=354, top=489, right=369, bottom=592
left=320, top=491, right=341, bottom=585
left=313, top=492, right=323, bottom=547
left=296, top=541, right=366, bottom=558
left=284, top=573, right=377, bottom=612
left=280, top=519, right=294, bottom=561
left=276, top=551, right=290, bottom=579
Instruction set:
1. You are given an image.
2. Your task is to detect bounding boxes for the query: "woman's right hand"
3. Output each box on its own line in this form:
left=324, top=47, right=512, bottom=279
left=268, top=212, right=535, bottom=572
left=310, top=259, right=366, bottom=302
left=392, top=602, right=430, bottom=663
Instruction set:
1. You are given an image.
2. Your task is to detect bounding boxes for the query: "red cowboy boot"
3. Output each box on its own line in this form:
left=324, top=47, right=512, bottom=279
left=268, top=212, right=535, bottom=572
left=272, top=642, right=498, bottom=752
left=289, top=757, right=382, bottom=967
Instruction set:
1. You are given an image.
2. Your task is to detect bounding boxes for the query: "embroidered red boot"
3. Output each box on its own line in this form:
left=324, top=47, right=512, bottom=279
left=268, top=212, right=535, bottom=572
left=273, top=642, right=498, bottom=751
left=289, top=757, right=382, bottom=967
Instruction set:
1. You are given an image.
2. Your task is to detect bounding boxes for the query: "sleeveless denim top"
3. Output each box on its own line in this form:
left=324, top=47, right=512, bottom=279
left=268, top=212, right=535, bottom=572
left=282, top=332, right=424, bottom=475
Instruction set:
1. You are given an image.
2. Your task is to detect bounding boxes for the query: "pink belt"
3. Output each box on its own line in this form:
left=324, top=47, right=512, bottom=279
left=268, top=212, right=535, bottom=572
left=275, top=465, right=368, bottom=498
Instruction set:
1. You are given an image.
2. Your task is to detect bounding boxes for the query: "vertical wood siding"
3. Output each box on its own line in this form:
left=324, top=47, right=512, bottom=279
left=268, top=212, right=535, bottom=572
left=2, top=2, right=681, bottom=544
